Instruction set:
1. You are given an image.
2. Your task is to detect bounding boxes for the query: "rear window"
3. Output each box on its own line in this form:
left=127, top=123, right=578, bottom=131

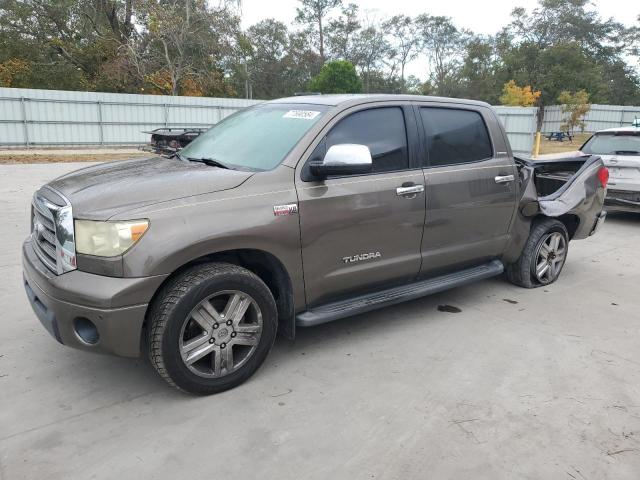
left=420, top=107, right=493, bottom=167
left=581, top=133, right=640, bottom=156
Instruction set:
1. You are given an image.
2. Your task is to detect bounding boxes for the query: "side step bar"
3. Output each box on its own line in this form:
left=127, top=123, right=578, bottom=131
left=296, top=259, right=504, bottom=327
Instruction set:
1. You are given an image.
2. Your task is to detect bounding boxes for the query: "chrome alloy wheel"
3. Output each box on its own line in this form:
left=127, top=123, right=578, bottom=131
left=534, top=232, right=567, bottom=283
left=179, top=291, right=263, bottom=378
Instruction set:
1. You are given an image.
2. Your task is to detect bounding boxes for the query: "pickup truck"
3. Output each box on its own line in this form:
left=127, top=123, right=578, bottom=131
left=23, top=95, right=608, bottom=395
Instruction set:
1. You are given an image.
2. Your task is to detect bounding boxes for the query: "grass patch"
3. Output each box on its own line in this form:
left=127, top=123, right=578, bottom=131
left=0, top=152, right=149, bottom=164
left=537, top=132, right=591, bottom=155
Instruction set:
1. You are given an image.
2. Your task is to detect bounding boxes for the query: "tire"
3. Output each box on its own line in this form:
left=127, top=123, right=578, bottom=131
left=506, top=218, right=569, bottom=289
left=147, top=262, right=277, bottom=395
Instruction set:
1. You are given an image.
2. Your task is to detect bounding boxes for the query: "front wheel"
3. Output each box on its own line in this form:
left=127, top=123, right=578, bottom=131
left=147, top=263, right=277, bottom=395
left=506, top=218, right=569, bottom=288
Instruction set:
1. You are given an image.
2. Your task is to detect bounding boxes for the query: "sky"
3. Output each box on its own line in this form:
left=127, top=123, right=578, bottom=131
left=239, top=0, right=639, bottom=78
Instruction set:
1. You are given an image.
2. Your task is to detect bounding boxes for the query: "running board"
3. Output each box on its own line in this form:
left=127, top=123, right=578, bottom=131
left=296, top=259, right=504, bottom=327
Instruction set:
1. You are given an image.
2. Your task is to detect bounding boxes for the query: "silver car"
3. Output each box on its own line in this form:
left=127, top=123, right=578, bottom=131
left=581, top=127, right=640, bottom=212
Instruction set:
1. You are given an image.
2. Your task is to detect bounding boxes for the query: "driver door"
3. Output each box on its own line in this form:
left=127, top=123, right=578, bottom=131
left=295, top=105, right=426, bottom=307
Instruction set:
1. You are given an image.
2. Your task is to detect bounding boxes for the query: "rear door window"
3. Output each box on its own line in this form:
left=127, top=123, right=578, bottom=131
left=419, top=107, right=493, bottom=167
left=326, top=107, right=409, bottom=173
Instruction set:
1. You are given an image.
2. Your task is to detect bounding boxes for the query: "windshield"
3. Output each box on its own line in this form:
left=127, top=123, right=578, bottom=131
left=180, top=103, right=329, bottom=171
left=581, top=133, right=640, bottom=156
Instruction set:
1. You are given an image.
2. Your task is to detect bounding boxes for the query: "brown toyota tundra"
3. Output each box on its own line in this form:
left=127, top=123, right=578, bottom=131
left=23, top=95, right=608, bottom=394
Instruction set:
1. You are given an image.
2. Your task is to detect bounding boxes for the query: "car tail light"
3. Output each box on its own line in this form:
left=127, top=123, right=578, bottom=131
left=597, top=167, right=609, bottom=187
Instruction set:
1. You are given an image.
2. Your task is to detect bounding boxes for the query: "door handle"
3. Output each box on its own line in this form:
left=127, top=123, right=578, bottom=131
left=495, top=175, right=515, bottom=184
left=396, top=184, right=425, bottom=196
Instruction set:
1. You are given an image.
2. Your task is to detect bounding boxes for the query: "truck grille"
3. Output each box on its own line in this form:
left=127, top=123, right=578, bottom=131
left=32, top=206, right=57, bottom=271
left=31, top=188, right=76, bottom=275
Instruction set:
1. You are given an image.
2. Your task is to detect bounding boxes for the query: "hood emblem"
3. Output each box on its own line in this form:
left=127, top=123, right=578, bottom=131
left=273, top=204, right=298, bottom=216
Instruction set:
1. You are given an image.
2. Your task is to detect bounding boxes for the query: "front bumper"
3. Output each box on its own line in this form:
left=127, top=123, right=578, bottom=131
left=22, top=240, right=167, bottom=358
left=605, top=189, right=640, bottom=213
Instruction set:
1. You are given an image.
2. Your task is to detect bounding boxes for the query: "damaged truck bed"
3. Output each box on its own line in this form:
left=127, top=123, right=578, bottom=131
left=504, top=154, right=607, bottom=263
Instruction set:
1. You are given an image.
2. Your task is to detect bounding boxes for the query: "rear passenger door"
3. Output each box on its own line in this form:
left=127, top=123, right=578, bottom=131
left=296, top=105, right=426, bottom=307
left=417, top=105, right=517, bottom=276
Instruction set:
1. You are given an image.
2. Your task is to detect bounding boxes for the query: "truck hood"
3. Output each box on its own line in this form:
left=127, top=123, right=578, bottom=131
left=47, top=156, right=254, bottom=219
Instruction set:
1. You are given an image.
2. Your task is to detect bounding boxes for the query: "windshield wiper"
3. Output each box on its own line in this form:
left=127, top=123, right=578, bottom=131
left=184, top=156, right=231, bottom=169
left=615, top=150, right=640, bottom=155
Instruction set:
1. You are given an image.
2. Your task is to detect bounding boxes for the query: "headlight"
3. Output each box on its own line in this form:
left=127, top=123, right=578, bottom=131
left=75, top=219, right=149, bottom=257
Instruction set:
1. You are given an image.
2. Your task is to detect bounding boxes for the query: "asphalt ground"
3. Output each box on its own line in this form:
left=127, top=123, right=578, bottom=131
left=1, top=162, right=639, bottom=479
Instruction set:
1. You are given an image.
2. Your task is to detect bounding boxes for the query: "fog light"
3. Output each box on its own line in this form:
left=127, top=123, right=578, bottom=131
left=74, top=317, right=99, bottom=345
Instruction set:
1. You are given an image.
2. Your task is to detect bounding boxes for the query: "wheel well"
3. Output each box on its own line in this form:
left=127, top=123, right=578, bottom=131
left=145, top=249, right=295, bottom=340
left=556, top=214, right=580, bottom=239
left=534, top=214, right=580, bottom=239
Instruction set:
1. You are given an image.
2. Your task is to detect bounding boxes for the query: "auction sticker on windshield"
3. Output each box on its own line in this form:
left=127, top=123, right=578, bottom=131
left=283, top=110, right=321, bottom=120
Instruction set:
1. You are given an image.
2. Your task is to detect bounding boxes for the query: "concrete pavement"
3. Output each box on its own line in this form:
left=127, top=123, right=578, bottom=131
left=1, top=163, right=639, bottom=479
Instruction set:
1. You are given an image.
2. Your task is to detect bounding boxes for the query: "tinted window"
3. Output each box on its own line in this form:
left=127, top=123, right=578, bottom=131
left=420, top=108, right=493, bottom=167
left=326, top=107, right=408, bottom=173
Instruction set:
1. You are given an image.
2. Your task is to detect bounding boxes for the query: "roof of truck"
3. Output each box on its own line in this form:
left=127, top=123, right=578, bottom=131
left=269, top=94, right=491, bottom=108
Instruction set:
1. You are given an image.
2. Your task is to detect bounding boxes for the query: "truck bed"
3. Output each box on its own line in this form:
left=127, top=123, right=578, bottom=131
left=515, top=154, right=601, bottom=198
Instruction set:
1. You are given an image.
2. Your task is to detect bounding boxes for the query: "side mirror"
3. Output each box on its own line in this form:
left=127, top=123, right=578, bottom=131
left=310, top=144, right=373, bottom=179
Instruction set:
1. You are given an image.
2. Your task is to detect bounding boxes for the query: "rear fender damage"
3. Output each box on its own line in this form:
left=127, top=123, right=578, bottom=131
left=503, top=155, right=606, bottom=263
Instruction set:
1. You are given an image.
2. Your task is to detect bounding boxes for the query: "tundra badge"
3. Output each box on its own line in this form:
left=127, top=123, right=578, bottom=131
left=342, top=252, right=382, bottom=264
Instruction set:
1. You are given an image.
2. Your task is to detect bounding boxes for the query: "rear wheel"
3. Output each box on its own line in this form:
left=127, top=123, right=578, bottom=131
left=147, top=263, right=277, bottom=395
left=506, top=218, right=569, bottom=288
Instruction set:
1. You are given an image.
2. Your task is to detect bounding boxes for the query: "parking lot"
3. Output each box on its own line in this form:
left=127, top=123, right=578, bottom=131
left=1, top=162, right=639, bottom=479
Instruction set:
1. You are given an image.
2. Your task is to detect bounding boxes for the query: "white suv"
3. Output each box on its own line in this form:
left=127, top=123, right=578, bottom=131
left=581, top=127, right=640, bottom=213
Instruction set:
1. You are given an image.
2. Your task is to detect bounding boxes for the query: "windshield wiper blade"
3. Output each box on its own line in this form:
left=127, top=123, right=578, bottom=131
left=615, top=150, right=640, bottom=155
left=185, top=157, right=231, bottom=169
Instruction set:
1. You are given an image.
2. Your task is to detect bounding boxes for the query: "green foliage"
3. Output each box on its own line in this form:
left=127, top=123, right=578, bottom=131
left=0, top=0, right=638, bottom=105
left=295, top=0, right=342, bottom=63
left=415, top=14, right=468, bottom=97
left=239, top=19, right=320, bottom=99
left=308, top=60, right=361, bottom=93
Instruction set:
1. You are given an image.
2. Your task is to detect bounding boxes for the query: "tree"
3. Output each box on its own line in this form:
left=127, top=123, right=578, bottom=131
left=498, top=0, right=638, bottom=109
left=237, top=19, right=320, bottom=99
left=326, top=3, right=360, bottom=63
left=558, top=89, right=591, bottom=133
left=0, top=0, right=132, bottom=90
left=295, top=0, right=342, bottom=65
left=351, top=23, right=392, bottom=92
left=243, top=19, right=290, bottom=98
left=0, top=0, right=639, bottom=105
left=123, top=0, right=239, bottom=96
left=506, top=1, right=629, bottom=59
left=382, top=15, right=419, bottom=93
left=415, top=15, right=468, bottom=96
left=286, top=29, right=323, bottom=92
left=0, top=58, right=30, bottom=87
left=499, top=80, right=541, bottom=106
left=308, top=60, right=361, bottom=93
left=459, top=35, right=501, bottom=103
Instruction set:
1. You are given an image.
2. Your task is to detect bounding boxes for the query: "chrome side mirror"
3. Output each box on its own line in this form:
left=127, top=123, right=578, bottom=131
left=310, top=144, right=373, bottom=179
